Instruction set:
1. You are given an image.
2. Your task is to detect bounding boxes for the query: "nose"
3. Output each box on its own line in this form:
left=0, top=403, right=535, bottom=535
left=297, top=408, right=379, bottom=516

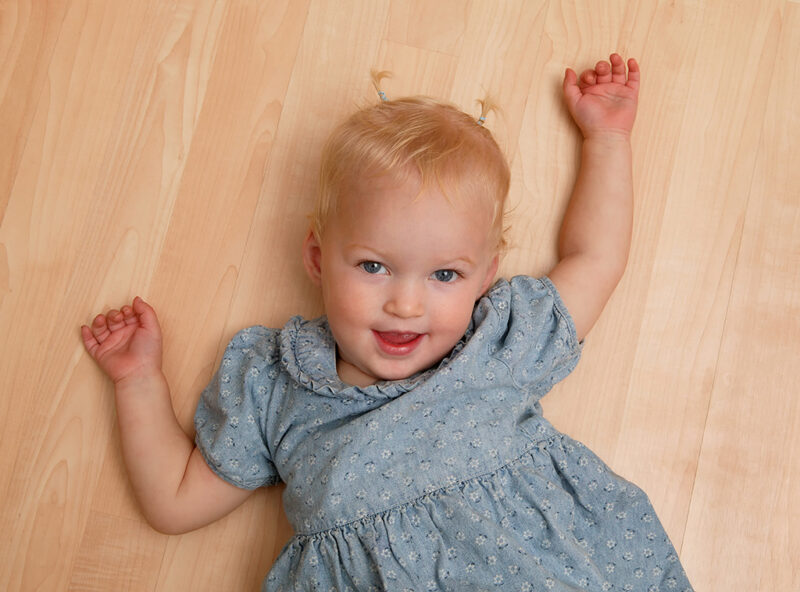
left=384, top=280, right=425, bottom=318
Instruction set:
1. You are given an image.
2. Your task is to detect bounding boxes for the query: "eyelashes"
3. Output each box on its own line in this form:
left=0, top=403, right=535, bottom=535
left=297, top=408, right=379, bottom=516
left=431, top=269, right=458, bottom=283
left=358, top=261, right=462, bottom=283
left=360, top=261, right=388, bottom=275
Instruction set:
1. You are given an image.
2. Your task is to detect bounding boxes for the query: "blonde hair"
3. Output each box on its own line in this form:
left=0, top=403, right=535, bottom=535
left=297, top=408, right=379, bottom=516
left=312, top=75, right=511, bottom=252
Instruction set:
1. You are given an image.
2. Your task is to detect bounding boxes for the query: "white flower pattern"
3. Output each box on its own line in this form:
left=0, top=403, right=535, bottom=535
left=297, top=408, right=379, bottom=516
left=195, top=277, right=693, bottom=591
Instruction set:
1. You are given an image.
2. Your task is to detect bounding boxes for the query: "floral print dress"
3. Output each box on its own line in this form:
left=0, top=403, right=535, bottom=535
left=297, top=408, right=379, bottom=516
left=194, top=276, right=693, bottom=591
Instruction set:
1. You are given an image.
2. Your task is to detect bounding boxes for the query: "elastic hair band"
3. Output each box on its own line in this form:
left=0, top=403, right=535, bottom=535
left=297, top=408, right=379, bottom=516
left=477, top=115, right=486, bottom=125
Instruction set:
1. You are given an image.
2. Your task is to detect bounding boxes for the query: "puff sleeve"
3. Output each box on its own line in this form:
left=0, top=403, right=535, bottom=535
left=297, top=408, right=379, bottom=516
left=477, top=275, right=583, bottom=398
left=194, top=326, right=281, bottom=489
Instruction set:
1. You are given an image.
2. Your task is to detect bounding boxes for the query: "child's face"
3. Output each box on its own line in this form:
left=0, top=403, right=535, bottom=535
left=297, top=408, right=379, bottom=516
left=304, top=174, right=499, bottom=387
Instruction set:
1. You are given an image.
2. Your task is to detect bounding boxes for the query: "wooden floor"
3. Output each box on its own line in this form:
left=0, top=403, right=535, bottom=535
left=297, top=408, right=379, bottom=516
left=1, top=1, right=798, bottom=590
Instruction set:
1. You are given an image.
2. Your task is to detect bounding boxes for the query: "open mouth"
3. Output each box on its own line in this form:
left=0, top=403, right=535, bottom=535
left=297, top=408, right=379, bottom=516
left=373, top=331, right=425, bottom=355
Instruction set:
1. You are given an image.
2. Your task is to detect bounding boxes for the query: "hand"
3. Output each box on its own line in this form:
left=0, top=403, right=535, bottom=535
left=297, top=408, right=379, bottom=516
left=81, top=296, right=163, bottom=385
left=563, top=53, right=640, bottom=139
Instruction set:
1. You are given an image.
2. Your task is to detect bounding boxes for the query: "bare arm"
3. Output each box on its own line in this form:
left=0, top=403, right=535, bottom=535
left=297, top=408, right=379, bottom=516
left=548, top=132, right=633, bottom=341
left=82, top=298, right=253, bottom=534
left=113, top=369, right=253, bottom=534
left=548, top=54, right=640, bottom=341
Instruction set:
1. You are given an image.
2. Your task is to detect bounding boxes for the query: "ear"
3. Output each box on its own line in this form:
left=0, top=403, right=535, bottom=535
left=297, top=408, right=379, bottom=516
left=302, top=229, right=323, bottom=285
left=479, top=255, right=500, bottom=295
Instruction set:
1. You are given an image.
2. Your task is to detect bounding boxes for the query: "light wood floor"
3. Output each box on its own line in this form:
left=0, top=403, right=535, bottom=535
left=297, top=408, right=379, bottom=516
left=1, top=1, right=798, bottom=590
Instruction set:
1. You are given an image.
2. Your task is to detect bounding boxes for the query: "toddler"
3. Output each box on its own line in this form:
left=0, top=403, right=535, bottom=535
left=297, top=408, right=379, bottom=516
left=82, top=54, right=693, bottom=591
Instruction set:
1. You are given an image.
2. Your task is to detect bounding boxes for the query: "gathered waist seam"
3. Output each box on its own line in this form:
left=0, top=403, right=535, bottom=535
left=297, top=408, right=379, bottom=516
left=294, top=431, right=562, bottom=539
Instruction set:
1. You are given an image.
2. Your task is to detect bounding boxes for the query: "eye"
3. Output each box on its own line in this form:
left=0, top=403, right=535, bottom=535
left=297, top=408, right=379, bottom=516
left=360, top=261, right=387, bottom=275
left=432, top=269, right=458, bottom=283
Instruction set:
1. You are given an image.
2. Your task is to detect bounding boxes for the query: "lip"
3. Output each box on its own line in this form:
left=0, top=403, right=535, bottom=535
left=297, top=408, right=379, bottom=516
left=373, top=330, right=425, bottom=356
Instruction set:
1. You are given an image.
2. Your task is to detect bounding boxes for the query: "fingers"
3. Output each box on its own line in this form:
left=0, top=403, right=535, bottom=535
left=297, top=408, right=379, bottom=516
left=563, top=67, right=581, bottom=105
left=132, top=296, right=160, bottom=333
left=106, top=308, right=126, bottom=331
left=626, top=58, right=640, bottom=91
left=120, top=304, right=138, bottom=326
left=579, top=68, right=596, bottom=89
left=576, top=54, right=638, bottom=89
left=80, top=312, right=110, bottom=357
left=610, top=53, right=626, bottom=83
left=595, top=59, right=612, bottom=84
left=80, top=323, right=100, bottom=354
left=82, top=297, right=153, bottom=345
left=89, top=312, right=111, bottom=340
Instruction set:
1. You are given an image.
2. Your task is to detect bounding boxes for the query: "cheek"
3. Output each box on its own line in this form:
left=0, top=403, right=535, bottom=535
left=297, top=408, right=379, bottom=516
left=323, top=274, right=373, bottom=322
left=432, top=290, right=478, bottom=334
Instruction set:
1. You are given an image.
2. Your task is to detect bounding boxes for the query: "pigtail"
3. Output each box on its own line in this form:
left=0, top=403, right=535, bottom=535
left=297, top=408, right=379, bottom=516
left=371, top=69, right=392, bottom=102
left=476, top=96, right=499, bottom=126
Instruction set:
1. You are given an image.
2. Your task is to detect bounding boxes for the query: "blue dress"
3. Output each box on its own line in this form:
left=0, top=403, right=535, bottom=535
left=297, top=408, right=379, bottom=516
left=194, top=276, right=693, bottom=591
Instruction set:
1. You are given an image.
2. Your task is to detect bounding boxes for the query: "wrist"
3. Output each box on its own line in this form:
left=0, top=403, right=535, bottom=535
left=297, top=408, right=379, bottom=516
left=583, top=128, right=631, bottom=143
left=582, top=129, right=632, bottom=144
left=114, top=366, right=166, bottom=394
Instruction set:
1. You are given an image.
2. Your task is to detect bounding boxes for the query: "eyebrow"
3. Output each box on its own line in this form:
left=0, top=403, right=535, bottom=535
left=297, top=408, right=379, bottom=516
left=346, top=244, right=476, bottom=267
left=446, top=256, right=476, bottom=267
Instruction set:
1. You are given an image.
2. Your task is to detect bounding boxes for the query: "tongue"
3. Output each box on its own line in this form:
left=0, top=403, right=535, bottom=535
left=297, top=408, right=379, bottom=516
left=379, top=332, right=420, bottom=344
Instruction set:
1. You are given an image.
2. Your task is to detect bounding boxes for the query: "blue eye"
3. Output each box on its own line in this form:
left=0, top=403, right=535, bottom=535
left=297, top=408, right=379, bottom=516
left=432, top=269, right=457, bottom=282
left=360, top=261, right=387, bottom=274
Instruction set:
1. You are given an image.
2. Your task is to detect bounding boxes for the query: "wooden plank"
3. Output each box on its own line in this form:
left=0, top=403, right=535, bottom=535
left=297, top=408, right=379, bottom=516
left=681, top=3, right=800, bottom=589
left=69, top=512, right=164, bottom=592
left=611, top=0, right=784, bottom=551
left=1, top=2, right=184, bottom=588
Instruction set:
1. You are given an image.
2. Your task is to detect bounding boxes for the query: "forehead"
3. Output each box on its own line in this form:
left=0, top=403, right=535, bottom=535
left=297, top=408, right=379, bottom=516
left=329, top=174, right=494, bottom=257
left=340, top=170, right=493, bottom=222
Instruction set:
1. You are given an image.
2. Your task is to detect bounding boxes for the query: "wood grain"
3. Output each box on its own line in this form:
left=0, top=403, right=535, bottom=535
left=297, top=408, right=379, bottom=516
left=1, top=1, right=797, bottom=590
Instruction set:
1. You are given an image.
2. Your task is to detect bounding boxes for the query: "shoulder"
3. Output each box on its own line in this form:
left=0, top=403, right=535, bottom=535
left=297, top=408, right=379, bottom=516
left=220, top=317, right=335, bottom=385
left=197, top=326, right=286, bottom=421
left=225, top=325, right=281, bottom=355
left=470, top=275, right=582, bottom=390
left=217, top=325, right=283, bottom=377
left=476, top=275, right=580, bottom=348
left=482, top=275, right=566, bottom=316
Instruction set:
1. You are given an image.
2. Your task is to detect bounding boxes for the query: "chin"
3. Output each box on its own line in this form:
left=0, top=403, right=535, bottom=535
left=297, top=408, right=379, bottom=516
left=375, top=359, right=434, bottom=382
left=373, top=367, right=416, bottom=382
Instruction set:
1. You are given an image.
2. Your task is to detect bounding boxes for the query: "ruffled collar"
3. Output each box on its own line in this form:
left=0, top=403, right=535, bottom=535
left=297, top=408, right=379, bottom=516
left=278, top=315, right=470, bottom=400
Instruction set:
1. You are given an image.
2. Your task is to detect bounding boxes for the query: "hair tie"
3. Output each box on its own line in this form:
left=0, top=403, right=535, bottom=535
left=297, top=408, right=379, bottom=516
left=378, top=90, right=388, bottom=102
left=477, top=115, right=486, bottom=126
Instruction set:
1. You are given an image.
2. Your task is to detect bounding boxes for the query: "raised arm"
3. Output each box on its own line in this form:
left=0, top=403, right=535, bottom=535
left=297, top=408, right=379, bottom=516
left=81, top=298, right=253, bottom=534
left=548, top=54, right=640, bottom=342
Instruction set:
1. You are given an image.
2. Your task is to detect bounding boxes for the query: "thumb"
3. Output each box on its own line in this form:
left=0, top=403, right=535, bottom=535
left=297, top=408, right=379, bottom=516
left=132, top=297, right=161, bottom=334
left=562, top=68, right=581, bottom=109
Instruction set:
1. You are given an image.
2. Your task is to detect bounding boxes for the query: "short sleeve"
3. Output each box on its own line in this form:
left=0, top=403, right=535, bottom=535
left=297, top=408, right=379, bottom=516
left=477, top=275, right=582, bottom=396
left=194, top=326, right=281, bottom=489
